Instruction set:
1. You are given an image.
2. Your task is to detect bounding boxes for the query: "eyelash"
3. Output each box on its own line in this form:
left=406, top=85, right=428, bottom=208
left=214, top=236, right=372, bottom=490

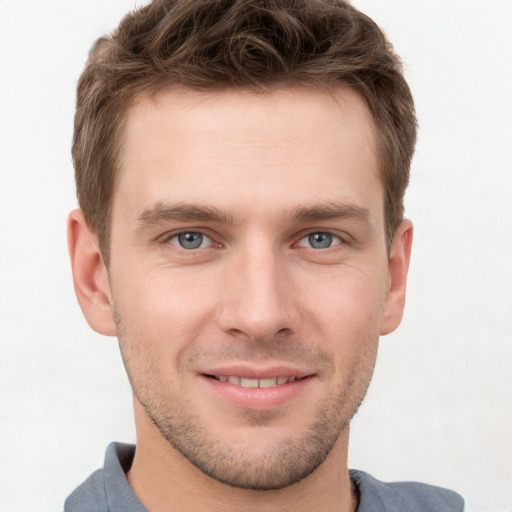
left=160, top=229, right=347, bottom=252
left=161, top=230, right=217, bottom=252
left=296, top=231, right=344, bottom=250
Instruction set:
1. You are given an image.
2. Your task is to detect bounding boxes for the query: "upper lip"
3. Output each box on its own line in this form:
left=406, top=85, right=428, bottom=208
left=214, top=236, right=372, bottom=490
left=200, top=365, right=314, bottom=380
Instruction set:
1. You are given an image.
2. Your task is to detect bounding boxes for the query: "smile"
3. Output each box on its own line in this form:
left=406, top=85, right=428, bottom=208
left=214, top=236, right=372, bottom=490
left=209, top=375, right=302, bottom=388
left=201, top=371, right=314, bottom=410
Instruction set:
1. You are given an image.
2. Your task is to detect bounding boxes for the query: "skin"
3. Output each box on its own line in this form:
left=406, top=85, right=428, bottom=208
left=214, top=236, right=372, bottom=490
left=68, top=87, right=412, bottom=512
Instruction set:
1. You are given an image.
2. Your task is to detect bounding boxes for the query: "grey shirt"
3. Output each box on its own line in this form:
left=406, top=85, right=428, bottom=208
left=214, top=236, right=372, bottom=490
left=65, top=443, right=464, bottom=511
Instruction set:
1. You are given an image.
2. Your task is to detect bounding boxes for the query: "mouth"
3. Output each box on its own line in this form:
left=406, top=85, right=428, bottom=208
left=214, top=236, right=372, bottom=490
left=198, top=364, right=316, bottom=410
left=205, top=374, right=304, bottom=388
left=200, top=368, right=315, bottom=410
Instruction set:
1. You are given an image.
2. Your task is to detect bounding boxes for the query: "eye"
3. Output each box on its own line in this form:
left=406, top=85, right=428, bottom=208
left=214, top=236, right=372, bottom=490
left=168, top=231, right=212, bottom=250
left=298, top=232, right=342, bottom=249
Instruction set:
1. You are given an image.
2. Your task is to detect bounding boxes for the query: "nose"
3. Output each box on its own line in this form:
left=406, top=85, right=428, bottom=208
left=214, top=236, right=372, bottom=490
left=217, top=244, right=300, bottom=343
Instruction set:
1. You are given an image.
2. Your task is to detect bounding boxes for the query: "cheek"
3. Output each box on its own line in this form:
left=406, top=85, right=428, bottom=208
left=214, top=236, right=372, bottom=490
left=297, top=265, right=386, bottom=382
left=113, top=268, right=220, bottom=352
left=302, top=264, right=388, bottom=333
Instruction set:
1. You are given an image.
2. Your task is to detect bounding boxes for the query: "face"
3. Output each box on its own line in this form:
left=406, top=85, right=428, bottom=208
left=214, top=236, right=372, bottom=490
left=92, top=88, right=408, bottom=489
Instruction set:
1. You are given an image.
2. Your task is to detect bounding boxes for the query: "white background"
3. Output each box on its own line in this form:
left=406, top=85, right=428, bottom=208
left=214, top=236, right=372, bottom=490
left=0, top=1, right=511, bottom=511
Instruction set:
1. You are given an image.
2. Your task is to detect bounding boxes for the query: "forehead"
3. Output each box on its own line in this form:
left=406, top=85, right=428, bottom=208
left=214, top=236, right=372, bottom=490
left=115, top=87, right=382, bottom=223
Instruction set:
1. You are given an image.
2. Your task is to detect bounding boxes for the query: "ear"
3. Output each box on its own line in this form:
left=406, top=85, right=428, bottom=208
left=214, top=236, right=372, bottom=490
left=380, top=219, right=413, bottom=336
left=68, top=209, right=116, bottom=336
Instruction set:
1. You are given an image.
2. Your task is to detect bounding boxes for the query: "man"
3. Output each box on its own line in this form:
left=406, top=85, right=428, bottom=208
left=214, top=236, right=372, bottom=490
left=65, top=0, right=464, bottom=510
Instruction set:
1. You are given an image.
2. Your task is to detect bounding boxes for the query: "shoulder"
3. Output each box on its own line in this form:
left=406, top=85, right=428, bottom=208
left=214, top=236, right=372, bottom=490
left=64, top=442, right=143, bottom=512
left=64, top=468, right=108, bottom=512
left=350, top=469, right=464, bottom=512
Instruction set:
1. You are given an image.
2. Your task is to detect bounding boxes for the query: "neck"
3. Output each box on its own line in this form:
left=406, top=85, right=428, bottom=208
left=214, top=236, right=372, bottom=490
left=127, top=401, right=358, bottom=512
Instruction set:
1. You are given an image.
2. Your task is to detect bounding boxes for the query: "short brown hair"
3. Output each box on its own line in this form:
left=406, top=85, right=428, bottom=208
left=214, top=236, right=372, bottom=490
left=73, top=0, right=416, bottom=263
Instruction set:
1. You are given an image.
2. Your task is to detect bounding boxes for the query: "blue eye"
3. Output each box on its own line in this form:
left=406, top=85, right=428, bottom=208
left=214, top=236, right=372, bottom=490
left=298, top=232, right=341, bottom=249
left=170, top=232, right=211, bottom=250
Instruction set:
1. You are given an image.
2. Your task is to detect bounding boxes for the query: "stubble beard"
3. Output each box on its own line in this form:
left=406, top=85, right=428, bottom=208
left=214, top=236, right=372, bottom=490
left=139, top=386, right=366, bottom=490
left=115, top=313, right=378, bottom=491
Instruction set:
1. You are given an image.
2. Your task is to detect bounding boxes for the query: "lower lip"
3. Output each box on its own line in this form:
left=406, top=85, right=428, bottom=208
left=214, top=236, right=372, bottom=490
left=200, top=375, right=313, bottom=410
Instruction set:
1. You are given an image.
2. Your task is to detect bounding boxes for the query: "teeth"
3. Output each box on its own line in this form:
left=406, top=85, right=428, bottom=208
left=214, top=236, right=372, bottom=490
left=240, top=378, right=259, bottom=388
left=215, top=375, right=300, bottom=388
left=259, top=378, right=277, bottom=388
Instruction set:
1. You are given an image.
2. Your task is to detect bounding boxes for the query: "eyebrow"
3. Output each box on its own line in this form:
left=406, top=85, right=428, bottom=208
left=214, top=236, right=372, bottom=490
left=136, top=201, right=371, bottom=229
left=137, top=202, right=239, bottom=228
left=285, top=202, right=371, bottom=225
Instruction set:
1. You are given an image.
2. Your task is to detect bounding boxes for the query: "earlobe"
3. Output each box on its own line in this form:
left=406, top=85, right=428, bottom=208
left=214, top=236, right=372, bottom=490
left=380, top=219, right=413, bottom=336
left=68, top=209, right=116, bottom=336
